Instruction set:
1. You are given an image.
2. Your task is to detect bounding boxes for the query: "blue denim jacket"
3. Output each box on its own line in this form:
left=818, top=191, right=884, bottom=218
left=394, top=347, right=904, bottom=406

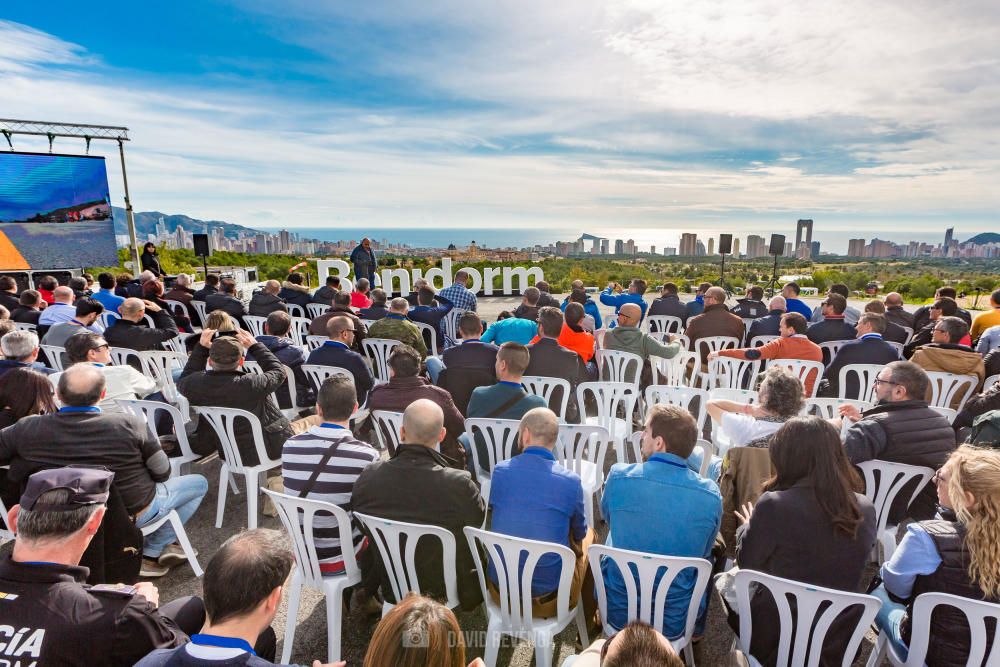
left=600, top=453, right=722, bottom=638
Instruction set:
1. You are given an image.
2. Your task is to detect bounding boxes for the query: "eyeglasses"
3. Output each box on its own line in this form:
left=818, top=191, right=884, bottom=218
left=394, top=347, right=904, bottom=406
left=873, top=378, right=899, bottom=387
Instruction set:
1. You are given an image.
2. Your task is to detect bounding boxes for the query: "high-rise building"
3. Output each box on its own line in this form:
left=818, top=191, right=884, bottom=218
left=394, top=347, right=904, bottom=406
left=733, top=238, right=741, bottom=256
left=746, top=235, right=765, bottom=258
left=679, top=233, right=698, bottom=256
left=650, top=245, right=656, bottom=255
left=664, top=247, right=677, bottom=256
left=601, top=239, right=609, bottom=254
left=614, top=239, right=624, bottom=255
left=708, top=238, right=715, bottom=255
left=944, top=227, right=954, bottom=248
left=625, top=239, right=636, bottom=255
left=848, top=238, right=866, bottom=257
left=695, top=240, right=706, bottom=256
left=796, top=219, right=814, bottom=249
left=810, top=241, right=821, bottom=258
left=784, top=242, right=793, bottom=257
left=795, top=243, right=811, bottom=260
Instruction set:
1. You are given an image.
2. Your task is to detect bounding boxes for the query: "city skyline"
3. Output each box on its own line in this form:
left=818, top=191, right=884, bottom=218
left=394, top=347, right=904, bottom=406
left=2, top=5, right=999, bottom=242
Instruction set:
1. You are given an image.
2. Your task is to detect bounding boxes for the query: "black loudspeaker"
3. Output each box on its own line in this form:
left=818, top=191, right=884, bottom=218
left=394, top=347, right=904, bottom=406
left=718, top=234, right=733, bottom=255
left=193, top=234, right=210, bottom=257
left=769, top=234, right=786, bottom=256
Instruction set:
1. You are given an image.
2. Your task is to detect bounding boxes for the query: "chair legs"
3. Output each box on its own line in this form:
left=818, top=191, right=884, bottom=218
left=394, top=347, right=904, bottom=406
left=280, top=573, right=303, bottom=664
left=245, top=472, right=259, bottom=530
left=166, top=511, right=204, bottom=577
left=215, top=465, right=229, bottom=528
left=574, top=604, right=589, bottom=649
left=324, top=582, right=348, bottom=664
left=483, top=618, right=502, bottom=667
left=865, top=633, right=888, bottom=667
left=534, top=630, right=554, bottom=667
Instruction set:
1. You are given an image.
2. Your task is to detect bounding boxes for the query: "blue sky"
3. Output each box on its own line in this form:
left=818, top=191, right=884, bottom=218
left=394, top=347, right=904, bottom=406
left=2, top=1, right=999, bottom=251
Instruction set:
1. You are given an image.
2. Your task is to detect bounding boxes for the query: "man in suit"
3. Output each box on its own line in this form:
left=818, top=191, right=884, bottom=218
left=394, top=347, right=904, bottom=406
left=526, top=307, right=589, bottom=418
left=821, top=313, right=900, bottom=398
left=743, top=295, right=785, bottom=343
left=437, top=312, right=499, bottom=414
left=205, top=278, right=247, bottom=328
left=806, top=294, right=857, bottom=346
left=305, top=315, right=374, bottom=406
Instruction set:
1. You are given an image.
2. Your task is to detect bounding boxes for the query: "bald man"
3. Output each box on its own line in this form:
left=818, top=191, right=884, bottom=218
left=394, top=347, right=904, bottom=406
left=600, top=278, right=649, bottom=327
left=0, top=363, right=208, bottom=578
left=604, top=303, right=682, bottom=384
left=249, top=279, right=287, bottom=317
left=352, top=398, right=485, bottom=610
left=883, top=292, right=914, bottom=329
left=745, top=296, right=787, bottom=345
left=103, top=296, right=179, bottom=354
left=38, top=285, right=76, bottom=328
left=684, top=287, right=745, bottom=365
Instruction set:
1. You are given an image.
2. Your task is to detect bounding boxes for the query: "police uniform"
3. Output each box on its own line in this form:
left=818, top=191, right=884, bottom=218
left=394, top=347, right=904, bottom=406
left=0, top=467, right=188, bottom=666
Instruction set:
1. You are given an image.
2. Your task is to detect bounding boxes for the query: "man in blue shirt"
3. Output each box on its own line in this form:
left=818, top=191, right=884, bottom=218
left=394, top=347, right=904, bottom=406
left=488, top=407, right=594, bottom=620
left=781, top=281, right=814, bottom=319
left=600, top=279, right=648, bottom=328
left=91, top=272, right=126, bottom=314
left=438, top=270, right=478, bottom=312
left=38, top=285, right=77, bottom=328
left=481, top=311, right=538, bottom=345
left=601, top=404, right=722, bottom=639
left=685, top=282, right=712, bottom=319
left=306, top=315, right=375, bottom=405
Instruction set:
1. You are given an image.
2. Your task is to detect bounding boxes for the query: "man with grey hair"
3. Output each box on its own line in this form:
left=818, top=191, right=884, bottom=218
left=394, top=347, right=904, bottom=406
left=910, top=315, right=985, bottom=408
left=840, top=360, right=955, bottom=522
left=352, top=399, right=485, bottom=610
left=685, top=286, right=745, bottom=365
left=0, top=467, right=198, bottom=665
left=249, top=279, right=287, bottom=317
left=50, top=332, right=159, bottom=411
left=744, top=295, right=787, bottom=344
left=368, top=297, right=429, bottom=358
left=349, top=276, right=373, bottom=310
left=164, top=272, right=199, bottom=325
left=0, top=364, right=208, bottom=577
left=38, top=285, right=76, bottom=328
left=0, top=329, right=54, bottom=377
left=359, top=287, right=389, bottom=320
left=883, top=291, right=914, bottom=329
left=487, top=406, right=595, bottom=620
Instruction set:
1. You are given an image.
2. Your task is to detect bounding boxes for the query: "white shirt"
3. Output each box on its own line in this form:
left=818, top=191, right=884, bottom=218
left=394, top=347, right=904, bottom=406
left=50, top=363, right=158, bottom=411
left=721, top=412, right=784, bottom=447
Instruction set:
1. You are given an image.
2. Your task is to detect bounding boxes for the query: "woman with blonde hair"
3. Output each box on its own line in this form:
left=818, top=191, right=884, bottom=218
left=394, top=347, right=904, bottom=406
left=874, top=445, right=1000, bottom=664
left=363, top=593, right=484, bottom=667
left=184, top=309, right=237, bottom=353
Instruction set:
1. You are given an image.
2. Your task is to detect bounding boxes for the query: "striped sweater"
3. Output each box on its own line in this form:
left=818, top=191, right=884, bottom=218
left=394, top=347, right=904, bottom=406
left=281, top=425, right=379, bottom=572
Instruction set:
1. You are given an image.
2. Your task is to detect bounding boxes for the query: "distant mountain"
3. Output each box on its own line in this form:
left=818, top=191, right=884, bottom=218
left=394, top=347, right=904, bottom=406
left=965, top=232, right=1000, bottom=245
left=111, top=206, right=262, bottom=240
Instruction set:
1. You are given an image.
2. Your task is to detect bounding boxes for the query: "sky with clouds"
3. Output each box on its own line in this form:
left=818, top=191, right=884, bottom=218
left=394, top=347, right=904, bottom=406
left=2, top=1, right=999, bottom=251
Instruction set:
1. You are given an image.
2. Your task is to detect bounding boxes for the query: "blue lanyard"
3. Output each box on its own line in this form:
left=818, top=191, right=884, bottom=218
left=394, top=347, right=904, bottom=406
left=499, top=381, right=521, bottom=388
left=58, top=406, right=101, bottom=414
left=320, top=423, right=346, bottom=430
left=190, top=634, right=256, bottom=656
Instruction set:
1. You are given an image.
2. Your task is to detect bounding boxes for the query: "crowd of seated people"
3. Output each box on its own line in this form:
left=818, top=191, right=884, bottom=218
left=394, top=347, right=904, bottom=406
left=2, top=270, right=1000, bottom=667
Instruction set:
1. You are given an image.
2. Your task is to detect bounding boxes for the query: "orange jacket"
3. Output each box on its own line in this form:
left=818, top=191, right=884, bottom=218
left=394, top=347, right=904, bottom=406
left=719, top=335, right=823, bottom=395
left=529, top=324, right=596, bottom=362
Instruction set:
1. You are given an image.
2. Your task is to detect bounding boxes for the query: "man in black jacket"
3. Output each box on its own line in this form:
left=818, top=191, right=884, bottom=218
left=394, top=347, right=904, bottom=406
left=248, top=280, right=287, bottom=317
left=744, top=296, right=786, bottom=345
left=883, top=292, right=914, bottom=329
left=191, top=274, right=219, bottom=302
left=0, top=275, right=19, bottom=311
left=822, top=313, right=901, bottom=398
left=103, top=297, right=179, bottom=352
left=865, top=300, right=909, bottom=344
left=205, top=278, right=247, bottom=328
left=250, top=311, right=313, bottom=409
left=912, top=287, right=972, bottom=332
left=10, top=289, right=43, bottom=325
left=525, top=307, right=588, bottom=418
left=535, top=280, right=559, bottom=309
left=648, top=282, right=689, bottom=323
left=841, top=361, right=956, bottom=522
left=730, top=286, right=768, bottom=319
left=311, top=275, right=340, bottom=305
left=438, top=312, right=499, bottom=414
left=305, top=316, right=375, bottom=406
left=806, top=294, right=857, bottom=346
left=179, top=328, right=292, bottom=465
left=352, top=399, right=485, bottom=610
left=512, top=287, right=541, bottom=322
left=0, top=364, right=208, bottom=577
left=358, top=288, right=390, bottom=320
left=309, top=290, right=367, bottom=352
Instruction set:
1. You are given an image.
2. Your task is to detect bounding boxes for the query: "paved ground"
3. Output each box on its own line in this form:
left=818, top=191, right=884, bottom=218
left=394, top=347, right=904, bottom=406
left=9, top=290, right=897, bottom=666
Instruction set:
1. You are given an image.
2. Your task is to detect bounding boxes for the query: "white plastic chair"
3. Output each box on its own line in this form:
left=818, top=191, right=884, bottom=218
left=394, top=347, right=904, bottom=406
left=442, top=308, right=467, bottom=347
left=924, top=371, right=978, bottom=412
left=164, top=299, right=188, bottom=318
left=464, top=527, right=589, bottom=667
left=930, top=405, right=958, bottom=424
left=594, top=328, right=607, bottom=349
left=371, top=410, right=404, bottom=454
left=352, top=512, right=460, bottom=615
left=856, top=460, right=934, bottom=564
left=820, top=340, right=849, bottom=366
left=285, top=304, right=305, bottom=319
left=305, top=335, right=327, bottom=351
left=412, top=321, right=440, bottom=357
left=704, top=356, right=762, bottom=391
left=693, top=335, right=740, bottom=361
left=119, top=399, right=201, bottom=477
left=242, top=315, right=268, bottom=338
left=243, top=360, right=299, bottom=419
left=362, top=338, right=400, bottom=385
left=192, top=406, right=281, bottom=529
left=464, top=418, right=521, bottom=507
left=0, top=466, right=12, bottom=543
left=986, top=374, right=1000, bottom=392
left=673, top=333, right=691, bottom=351
left=899, top=326, right=914, bottom=345
left=306, top=302, right=328, bottom=319
left=138, top=510, right=203, bottom=577
left=839, top=363, right=884, bottom=402
left=191, top=300, right=208, bottom=325
left=733, top=569, right=881, bottom=667
left=263, top=490, right=361, bottom=665
left=13, top=321, right=36, bottom=332
left=750, top=335, right=779, bottom=347
left=866, top=592, right=1000, bottom=667
left=99, top=311, right=121, bottom=330
left=596, top=349, right=643, bottom=385
left=162, top=333, right=193, bottom=356
left=886, top=341, right=904, bottom=358
left=137, top=350, right=187, bottom=401
left=40, top=344, right=67, bottom=371
left=646, top=315, right=684, bottom=335
left=521, top=376, right=571, bottom=421
left=302, top=364, right=354, bottom=394
left=650, top=351, right=699, bottom=387
left=576, top=382, right=640, bottom=444
left=555, top=424, right=612, bottom=529
left=768, top=358, right=825, bottom=398
left=107, top=346, right=139, bottom=368
left=643, top=385, right=709, bottom=433
left=589, top=545, right=712, bottom=666
left=289, top=316, right=311, bottom=347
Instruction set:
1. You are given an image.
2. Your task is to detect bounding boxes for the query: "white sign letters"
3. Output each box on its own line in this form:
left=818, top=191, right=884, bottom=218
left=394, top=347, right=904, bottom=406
left=316, top=257, right=544, bottom=296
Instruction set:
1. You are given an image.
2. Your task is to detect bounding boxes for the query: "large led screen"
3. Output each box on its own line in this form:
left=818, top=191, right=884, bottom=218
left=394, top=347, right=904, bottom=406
left=0, top=151, right=119, bottom=269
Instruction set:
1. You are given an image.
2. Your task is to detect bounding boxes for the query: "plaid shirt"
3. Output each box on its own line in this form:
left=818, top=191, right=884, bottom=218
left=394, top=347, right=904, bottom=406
left=438, top=283, right=478, bottom=312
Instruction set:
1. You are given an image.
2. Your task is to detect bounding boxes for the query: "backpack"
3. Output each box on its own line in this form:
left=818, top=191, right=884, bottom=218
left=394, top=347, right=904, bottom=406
left=968, top=410, right=1000, bottom=449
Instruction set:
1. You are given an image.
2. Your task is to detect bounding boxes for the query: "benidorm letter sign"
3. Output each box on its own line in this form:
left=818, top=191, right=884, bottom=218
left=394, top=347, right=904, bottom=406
left=317, top=257, right=543, bottom=296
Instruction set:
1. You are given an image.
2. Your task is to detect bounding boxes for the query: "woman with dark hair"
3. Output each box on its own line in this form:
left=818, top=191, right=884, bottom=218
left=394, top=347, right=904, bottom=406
left=142, top=279, right=192, bottom=332
left=728, top=416, right=877, bottom=666
left=0, top=367, right=57, bottom=429
left=140, top=242, right=164, bottom=278
left=115, top=272, right=134, bottom=298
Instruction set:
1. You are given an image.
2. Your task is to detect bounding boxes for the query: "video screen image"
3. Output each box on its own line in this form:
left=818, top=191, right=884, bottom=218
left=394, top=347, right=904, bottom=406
left=0, top=151, right=119, bottom=269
